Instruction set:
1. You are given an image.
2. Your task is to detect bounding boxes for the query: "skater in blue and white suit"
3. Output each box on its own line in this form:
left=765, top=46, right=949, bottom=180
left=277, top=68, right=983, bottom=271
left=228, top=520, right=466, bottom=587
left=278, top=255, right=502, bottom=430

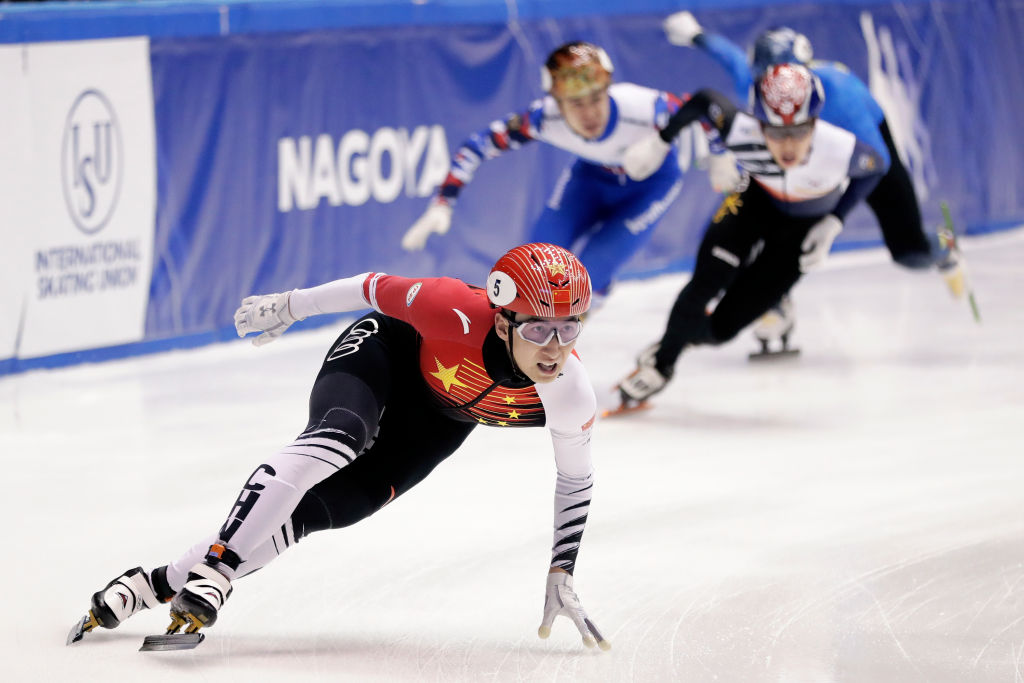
left=402, top=41, right=697, bottom=306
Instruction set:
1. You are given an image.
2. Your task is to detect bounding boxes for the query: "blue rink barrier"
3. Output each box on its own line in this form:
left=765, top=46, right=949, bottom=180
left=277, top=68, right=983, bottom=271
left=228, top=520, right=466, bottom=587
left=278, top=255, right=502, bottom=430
left=1, top=0, right=1022, bottom=375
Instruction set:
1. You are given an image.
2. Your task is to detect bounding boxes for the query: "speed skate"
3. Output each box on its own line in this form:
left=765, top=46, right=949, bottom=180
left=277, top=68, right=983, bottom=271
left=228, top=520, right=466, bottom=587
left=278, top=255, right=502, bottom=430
left=748, top=295, right=800, bottom=361
left=748, top=333, right=800, bottom=361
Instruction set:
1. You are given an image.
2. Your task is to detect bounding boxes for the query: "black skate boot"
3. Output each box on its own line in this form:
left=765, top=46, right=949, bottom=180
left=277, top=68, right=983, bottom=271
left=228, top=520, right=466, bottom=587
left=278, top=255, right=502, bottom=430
left=67, top=566, right=174, bottom=644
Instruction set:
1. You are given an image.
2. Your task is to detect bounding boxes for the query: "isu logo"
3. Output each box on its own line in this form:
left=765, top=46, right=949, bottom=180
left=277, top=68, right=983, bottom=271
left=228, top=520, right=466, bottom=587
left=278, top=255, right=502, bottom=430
left=61, top=89, right=123, bottom=235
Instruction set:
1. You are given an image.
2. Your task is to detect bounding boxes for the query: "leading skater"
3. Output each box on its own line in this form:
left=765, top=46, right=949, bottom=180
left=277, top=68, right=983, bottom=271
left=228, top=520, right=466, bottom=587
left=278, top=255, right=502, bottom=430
left=70, top=243, right=609, bottom=651
left=401, top=40, right=698, bottom=309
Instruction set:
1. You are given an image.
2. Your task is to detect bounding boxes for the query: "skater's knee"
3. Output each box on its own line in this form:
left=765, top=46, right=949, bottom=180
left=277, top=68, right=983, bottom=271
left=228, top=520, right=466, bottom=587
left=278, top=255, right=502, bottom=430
left=893, top=249, right=934, bottom=270
left=306, top=405, right=372, bottom=456
left=707, top=320, right=742, bottom=344
left=307, top=373, right=381, bottom=455
left=291, top=483, right=383, bottom=536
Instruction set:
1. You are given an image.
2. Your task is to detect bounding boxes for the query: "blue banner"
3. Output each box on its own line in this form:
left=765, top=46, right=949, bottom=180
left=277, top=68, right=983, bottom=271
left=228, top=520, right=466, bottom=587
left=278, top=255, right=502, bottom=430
left=146, top=3, right=1024, bottom=341
left=2, top=0, right=1022, bottom=372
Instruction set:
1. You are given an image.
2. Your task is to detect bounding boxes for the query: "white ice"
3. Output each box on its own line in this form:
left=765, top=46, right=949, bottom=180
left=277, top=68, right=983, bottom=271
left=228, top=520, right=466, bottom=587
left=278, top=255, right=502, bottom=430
left=3, top=229, right=1023, bottom=682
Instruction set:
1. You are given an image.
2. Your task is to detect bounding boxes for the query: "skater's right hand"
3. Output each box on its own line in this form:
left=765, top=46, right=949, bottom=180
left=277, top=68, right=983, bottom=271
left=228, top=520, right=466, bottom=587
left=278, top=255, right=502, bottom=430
left=707, top=150, right=746, bottom=194
left=234, top=291, right=299, bottom=346
left=401, top=199, right=452, bottom=251
left=622, top=132, right=672, bottom=181
left=538, top=570, right=610, bottom=650
left=663, top=11, right=703, bottom=47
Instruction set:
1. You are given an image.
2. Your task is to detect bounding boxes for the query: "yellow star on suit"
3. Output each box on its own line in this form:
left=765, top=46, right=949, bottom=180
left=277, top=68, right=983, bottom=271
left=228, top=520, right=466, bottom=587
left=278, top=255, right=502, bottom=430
left=429, top=358, right=470, bottom=393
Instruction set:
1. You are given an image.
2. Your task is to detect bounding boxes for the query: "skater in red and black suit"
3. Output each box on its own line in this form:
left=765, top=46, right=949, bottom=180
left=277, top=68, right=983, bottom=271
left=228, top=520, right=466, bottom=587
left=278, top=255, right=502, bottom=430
left=70, top=243, right=609, bottom=651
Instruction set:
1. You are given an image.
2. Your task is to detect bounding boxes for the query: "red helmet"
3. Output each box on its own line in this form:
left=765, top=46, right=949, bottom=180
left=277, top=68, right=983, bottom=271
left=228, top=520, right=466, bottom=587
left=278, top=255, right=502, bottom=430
left=487, top=243, right=592, bottom=317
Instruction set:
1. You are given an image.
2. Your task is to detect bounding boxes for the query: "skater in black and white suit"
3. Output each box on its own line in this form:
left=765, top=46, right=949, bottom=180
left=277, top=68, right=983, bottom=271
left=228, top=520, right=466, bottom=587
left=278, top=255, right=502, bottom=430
left=611, top=63, right=886, bottom=411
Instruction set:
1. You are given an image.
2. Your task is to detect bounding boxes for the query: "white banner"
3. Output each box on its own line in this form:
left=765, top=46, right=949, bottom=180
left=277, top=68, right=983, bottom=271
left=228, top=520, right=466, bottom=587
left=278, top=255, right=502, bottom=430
left=7, top=37, right=156, bottom=359
left=0, top=48, right=34, bottom=360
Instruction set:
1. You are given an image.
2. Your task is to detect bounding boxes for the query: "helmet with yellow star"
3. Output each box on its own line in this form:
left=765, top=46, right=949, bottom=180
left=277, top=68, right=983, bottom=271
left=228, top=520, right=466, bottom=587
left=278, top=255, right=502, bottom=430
left=487, top=243, right=592, bottom=318
left=542, top=41, right=614, bottom=99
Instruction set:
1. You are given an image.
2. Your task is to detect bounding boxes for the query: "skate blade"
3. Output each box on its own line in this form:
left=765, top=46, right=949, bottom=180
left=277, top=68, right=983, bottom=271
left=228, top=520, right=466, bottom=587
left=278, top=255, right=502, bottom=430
left=66, top=611, right=100, bottom=645
left=748, top=348, right=800, bottom=362
left=600, top=401, right=652, bottom=418
left=139, top=633, right=205, bottom=651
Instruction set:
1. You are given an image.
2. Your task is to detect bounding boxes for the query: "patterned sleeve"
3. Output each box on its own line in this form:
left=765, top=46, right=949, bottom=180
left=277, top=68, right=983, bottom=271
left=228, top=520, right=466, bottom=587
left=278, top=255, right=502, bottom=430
left=535, top=354, right=597, bottom=575
left=659, top=88, right=739, bottom=144
left=655, top=90, right=684, bottom=128
left=437, top=101, right=544, bottom=205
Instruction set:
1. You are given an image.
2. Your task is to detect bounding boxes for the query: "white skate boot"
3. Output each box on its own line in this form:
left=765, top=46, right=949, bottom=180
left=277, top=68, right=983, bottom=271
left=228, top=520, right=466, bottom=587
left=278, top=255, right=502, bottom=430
left=936, top=227, right=966, bottom=298
left=606, top=344, right=673, bottom=416
left=67, top=566, right=174, bottom=644
left=139, top=545, right=237, bottom=652
left=937, top=202, right=981, bottom=323
left=749, top=295, right=799, bottom=360
left=165, top=561, right=233, bottom=635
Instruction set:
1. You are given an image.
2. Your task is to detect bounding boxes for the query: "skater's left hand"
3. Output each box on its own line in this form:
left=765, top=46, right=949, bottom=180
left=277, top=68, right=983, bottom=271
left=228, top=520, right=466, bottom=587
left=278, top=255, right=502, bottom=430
left=538, top=569, right=610, bottom=650
left=799, top=214, right=842, bottom=272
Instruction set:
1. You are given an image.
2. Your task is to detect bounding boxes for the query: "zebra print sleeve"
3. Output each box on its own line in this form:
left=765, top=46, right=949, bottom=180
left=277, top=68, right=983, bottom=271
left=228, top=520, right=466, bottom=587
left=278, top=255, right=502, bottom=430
left=550, top=471, right=592, bottom=574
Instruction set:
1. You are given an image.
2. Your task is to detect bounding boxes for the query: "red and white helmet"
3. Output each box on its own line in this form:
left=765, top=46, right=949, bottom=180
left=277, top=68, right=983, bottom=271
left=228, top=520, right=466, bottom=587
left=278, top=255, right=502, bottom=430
left=487, top=243, right=592, bottom=317
left=753, top=63, right=824, bottom=126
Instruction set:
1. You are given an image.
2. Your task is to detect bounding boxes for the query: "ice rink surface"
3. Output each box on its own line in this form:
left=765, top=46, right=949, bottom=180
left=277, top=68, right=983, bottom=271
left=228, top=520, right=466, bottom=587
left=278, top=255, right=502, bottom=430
left=3, top=228, right=1023, bottom=682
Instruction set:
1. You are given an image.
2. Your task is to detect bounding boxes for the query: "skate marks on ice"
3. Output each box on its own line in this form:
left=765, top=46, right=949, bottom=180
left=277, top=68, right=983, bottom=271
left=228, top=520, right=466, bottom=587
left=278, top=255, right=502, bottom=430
left=8, top=227, right=1024, bottom=681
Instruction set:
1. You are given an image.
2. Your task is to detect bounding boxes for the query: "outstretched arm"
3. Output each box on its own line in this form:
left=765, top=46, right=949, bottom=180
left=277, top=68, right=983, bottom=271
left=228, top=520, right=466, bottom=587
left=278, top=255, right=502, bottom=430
left=534, top=357, right=608, bottom=649
left=663, top=11, right=753, bottom=103
left=402, top=105, right=543, bottom=251
left=233, top=273, right=372, bottom=346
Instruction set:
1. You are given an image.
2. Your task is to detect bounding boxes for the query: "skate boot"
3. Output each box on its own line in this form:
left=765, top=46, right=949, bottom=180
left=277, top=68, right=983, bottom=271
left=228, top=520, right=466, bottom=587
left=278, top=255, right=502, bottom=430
left=606, top=344, right=673, bottom=416
left=936, top=227, right=966, bottom=298
left=67, top=566, right=174, bottom=644
left=749, top=295, right=799, bottom=360
left=165, top=545, right=236, bottom=636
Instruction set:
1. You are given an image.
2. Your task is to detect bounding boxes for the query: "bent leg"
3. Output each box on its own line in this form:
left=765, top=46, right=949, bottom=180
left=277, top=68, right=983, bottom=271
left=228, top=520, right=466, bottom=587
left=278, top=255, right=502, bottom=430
left=291, top=384, right=476, bottom=536
left=653, top=191, right=764, bottom=372
left=170, top=314, right=414, bottom=581
left=867, top=121, right=933, bottom=269
left=709, top=224, right=808, bottom=342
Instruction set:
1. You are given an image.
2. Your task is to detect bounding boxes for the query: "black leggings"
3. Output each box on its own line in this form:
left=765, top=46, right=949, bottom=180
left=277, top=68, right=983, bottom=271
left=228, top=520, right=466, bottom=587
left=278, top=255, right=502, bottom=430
left=866, top=121, right=933, bottom=269
left=289, top=313, right=476, bottom=538
left=654, top=183, right=817, bottom=372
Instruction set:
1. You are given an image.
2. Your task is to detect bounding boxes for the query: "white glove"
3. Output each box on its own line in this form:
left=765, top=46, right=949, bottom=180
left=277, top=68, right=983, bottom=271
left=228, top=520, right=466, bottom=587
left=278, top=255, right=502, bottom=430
left=401, top=200, right=452, bottom=251
left=538, top=571, right=610, bottom=651
left=622, top=132, right=671, bottom=181
left=234, top=291, right=300, bottom=347
left=707, top=150, right=746, bottom=194
left=799, top=215, right=843, bottom=273
left=663, top=11, right=703, bottom=47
